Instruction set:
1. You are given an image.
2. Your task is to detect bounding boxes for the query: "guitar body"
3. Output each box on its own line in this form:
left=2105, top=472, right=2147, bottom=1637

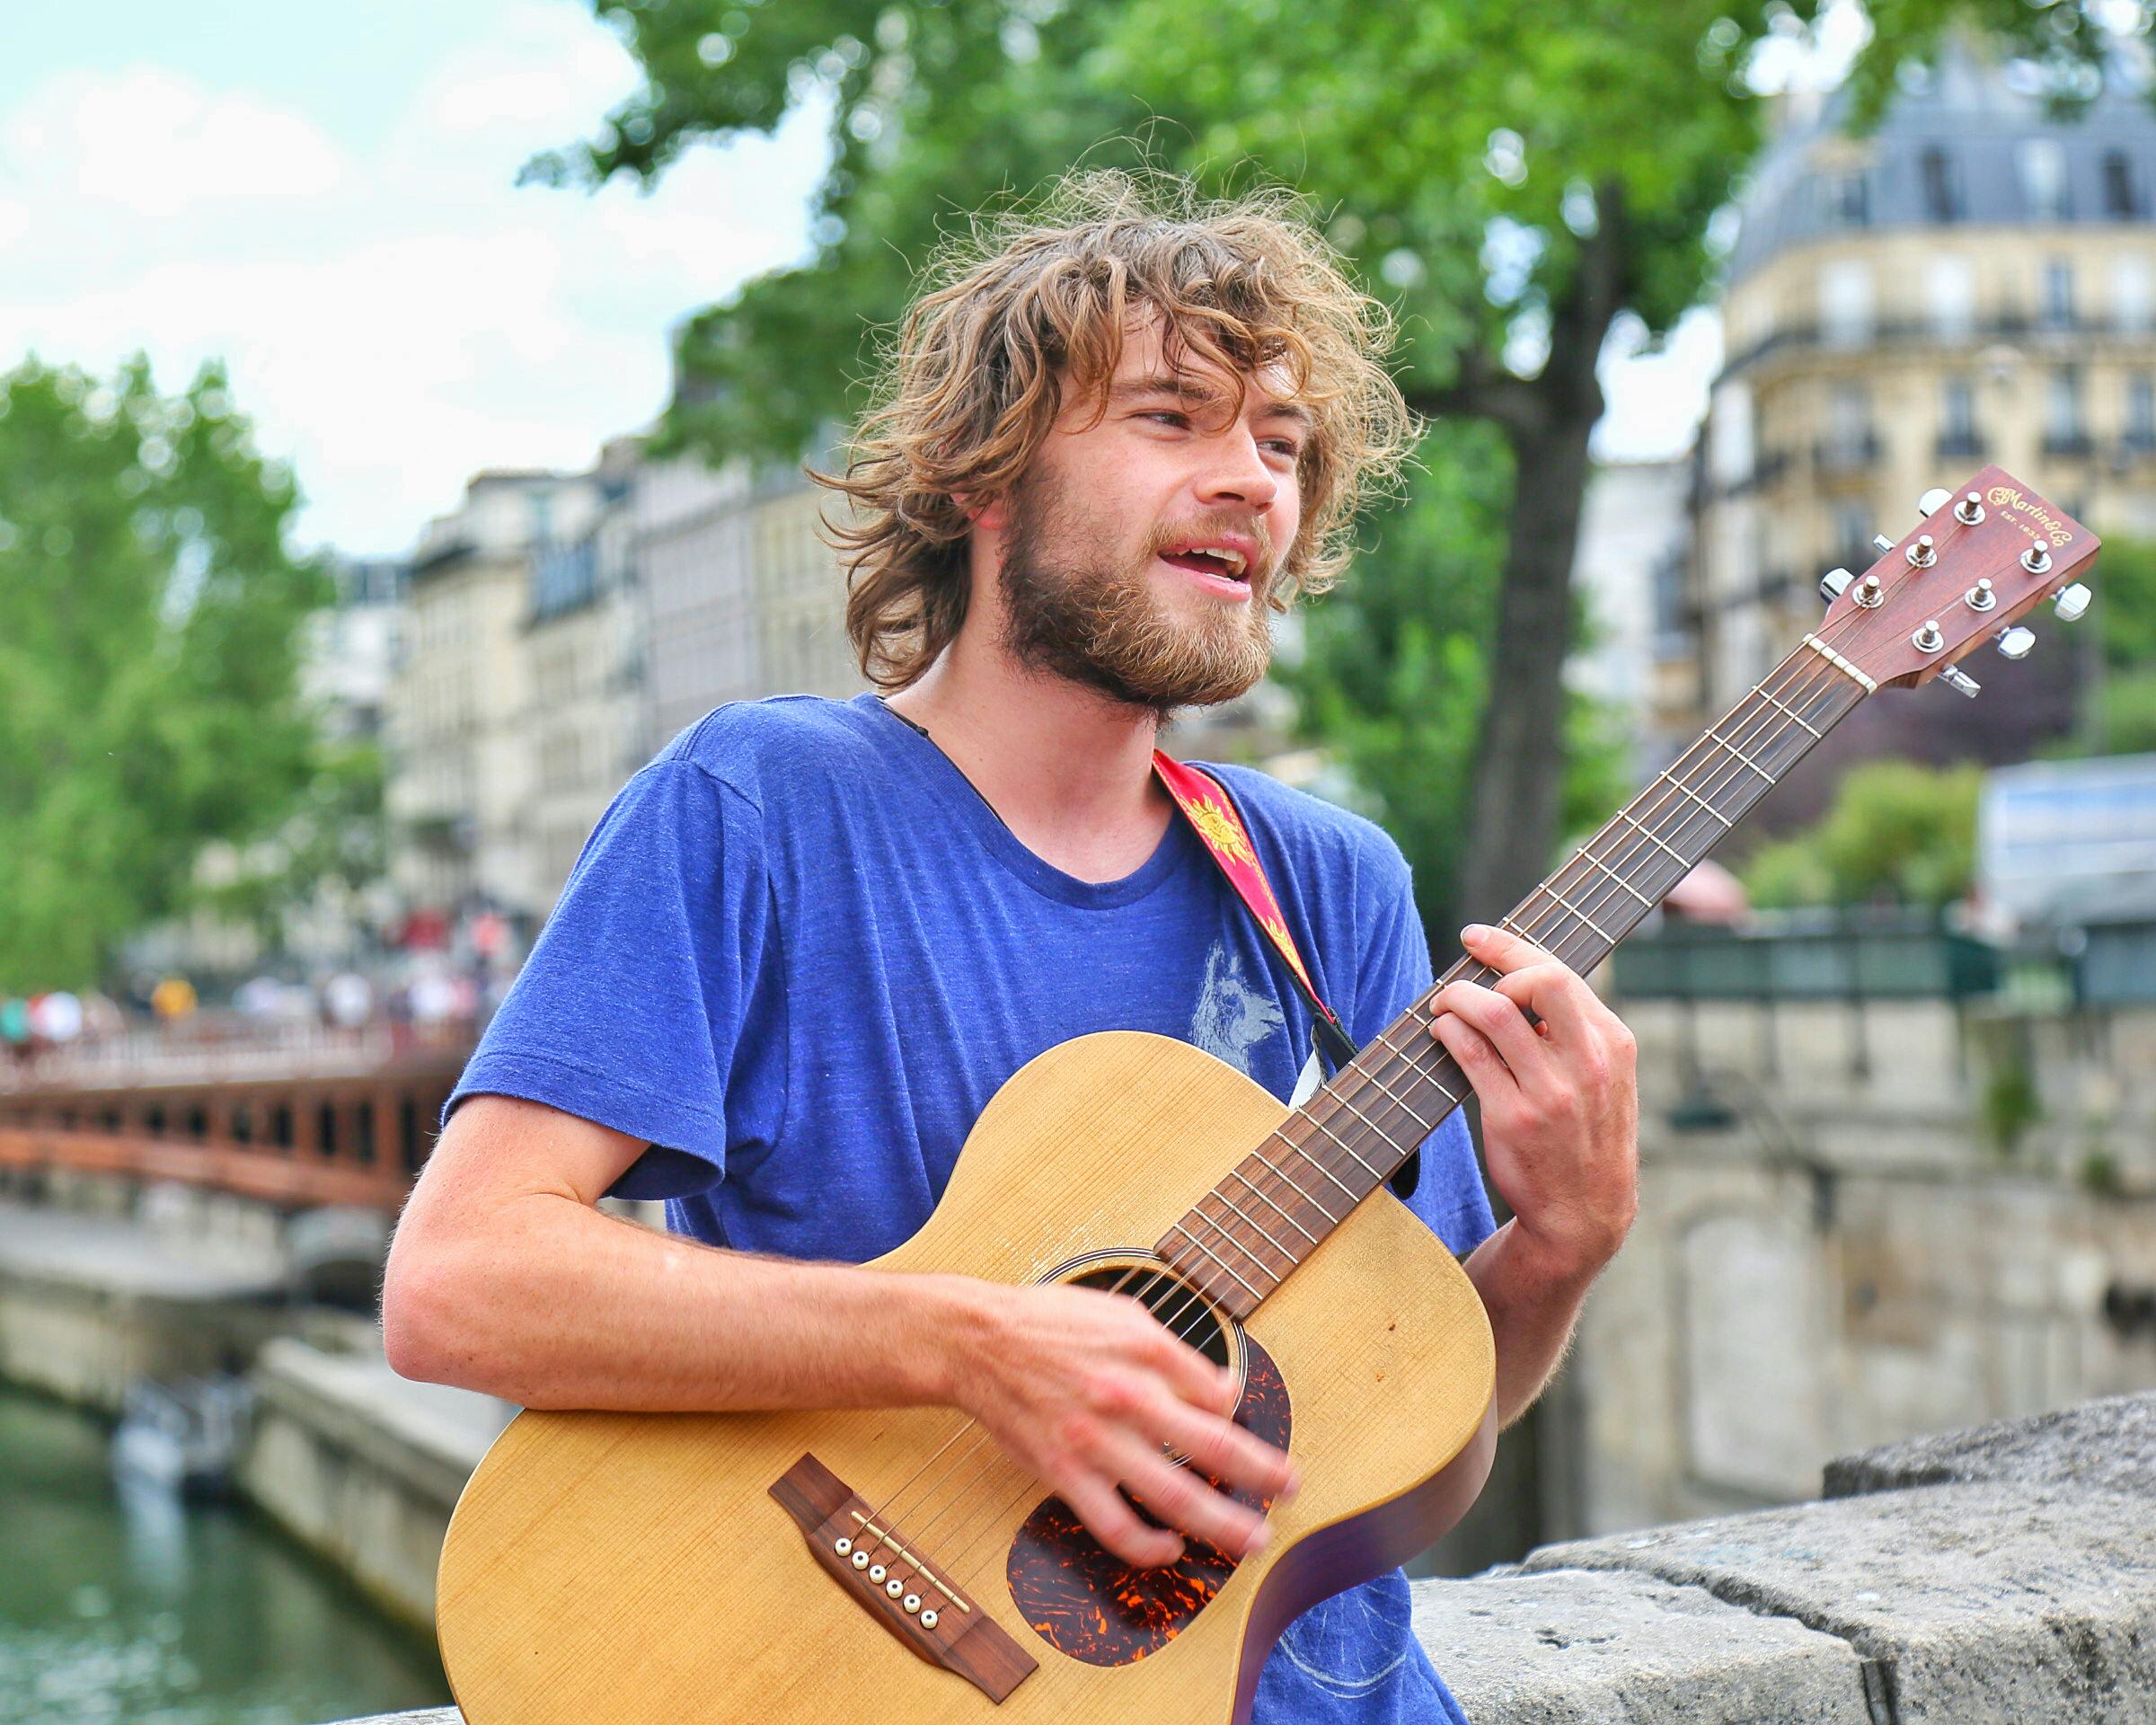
left=436, top=1031, right=1495, bottom=1725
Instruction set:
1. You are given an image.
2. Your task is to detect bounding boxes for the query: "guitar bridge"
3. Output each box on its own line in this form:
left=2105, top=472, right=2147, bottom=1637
left=770, top=1453, right=1037, bottom=1703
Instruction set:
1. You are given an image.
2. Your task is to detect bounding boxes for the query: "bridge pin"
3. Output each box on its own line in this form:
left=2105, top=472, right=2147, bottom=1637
left=851, top=1551, right=870, bottom=1570
left=834, top=1537, right=853, bottom=1557
left=903, top=1593, right=922, bottom=1614
left=869, top=1563, right=888, bottom=1583
left=886, top=1578, right=905, bottom=1597
left=920, top=1609, right=940, bottom=1631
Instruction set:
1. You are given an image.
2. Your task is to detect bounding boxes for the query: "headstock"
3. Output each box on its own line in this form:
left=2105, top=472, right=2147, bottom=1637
left=1815, top=464, right=2099, bottom=695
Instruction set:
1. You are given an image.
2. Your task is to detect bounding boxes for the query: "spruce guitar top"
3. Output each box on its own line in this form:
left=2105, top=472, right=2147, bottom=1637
left=431, top=468, right=2096, bottom=1723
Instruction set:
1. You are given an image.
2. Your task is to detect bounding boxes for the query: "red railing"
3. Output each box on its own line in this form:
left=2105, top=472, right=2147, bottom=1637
left=0, top=1039, right=473, bottom=1211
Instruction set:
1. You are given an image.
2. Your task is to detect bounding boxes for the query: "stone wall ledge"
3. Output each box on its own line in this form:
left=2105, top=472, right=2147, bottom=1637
left=326, top=1392, right=2156, bottom=1725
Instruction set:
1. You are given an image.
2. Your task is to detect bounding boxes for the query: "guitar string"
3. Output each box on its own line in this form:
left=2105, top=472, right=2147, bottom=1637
left=857, top=646, right=1858, bottom=1597
left=884, top=650, right=1856, bottom=1600
left=921, top=649, right=1862, bottom=1591
left=855, top=647, right=1864, bottom=1600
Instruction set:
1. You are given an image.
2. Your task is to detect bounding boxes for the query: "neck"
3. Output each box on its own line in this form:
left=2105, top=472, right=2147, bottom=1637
left=887, top=616, right=1172, bottom=881
left=1153, top=634, right=1877, bottom=1322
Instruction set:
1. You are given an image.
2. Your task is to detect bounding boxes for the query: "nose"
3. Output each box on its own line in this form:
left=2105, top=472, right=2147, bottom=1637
left=1196, top=428, right=1280, bottom=515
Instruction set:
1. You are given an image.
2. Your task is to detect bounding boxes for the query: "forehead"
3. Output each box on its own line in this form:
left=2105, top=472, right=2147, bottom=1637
left=1101, top=314, right=1304, bottom=419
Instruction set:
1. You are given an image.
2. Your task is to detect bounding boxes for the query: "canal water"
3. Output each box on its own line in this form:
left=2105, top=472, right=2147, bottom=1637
left=0, top=1385, right=450, bottom=1725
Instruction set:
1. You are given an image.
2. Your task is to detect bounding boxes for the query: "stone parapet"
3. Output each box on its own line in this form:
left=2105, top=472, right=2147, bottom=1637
left=327, top=1393, right=2156, bottom=1725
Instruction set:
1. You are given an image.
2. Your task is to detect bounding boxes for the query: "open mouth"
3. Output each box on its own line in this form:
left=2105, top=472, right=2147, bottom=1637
left=1157, top=544, right=1250, bottom=584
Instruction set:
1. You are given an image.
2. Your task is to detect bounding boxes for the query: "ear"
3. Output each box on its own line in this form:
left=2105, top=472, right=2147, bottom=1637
left=956, top=491, right=1010, bottom=534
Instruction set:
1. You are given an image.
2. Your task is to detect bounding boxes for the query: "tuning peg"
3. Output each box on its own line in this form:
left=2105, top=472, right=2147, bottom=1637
left=2054, top=582, right=2092, bottom=623
left=1819, top=567, right=1854, bottom=605
left=1939, top=663, right=1982, bottom=698
left=1997, top=625, right=2037, bottom=660
left=1918, top=487, right=1952, bottom=518
left=1872, top=534, right=1895, bottom=554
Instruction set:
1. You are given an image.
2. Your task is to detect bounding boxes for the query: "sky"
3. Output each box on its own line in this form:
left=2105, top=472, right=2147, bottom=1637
left=0, top=1, right=1717, bottom=561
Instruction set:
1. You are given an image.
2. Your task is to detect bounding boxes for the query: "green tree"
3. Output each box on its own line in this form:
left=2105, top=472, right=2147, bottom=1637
left=526, top=0, right=2127, bottom=924
left=1742, top=759, right=1983, bottom=908
left=0, top=354, right=332, bottom=990
left=2066, top=530, right=2156, bottom=756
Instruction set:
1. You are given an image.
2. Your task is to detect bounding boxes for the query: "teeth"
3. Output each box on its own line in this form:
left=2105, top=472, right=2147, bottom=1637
left=1171, top=544, right=1248, bottom=577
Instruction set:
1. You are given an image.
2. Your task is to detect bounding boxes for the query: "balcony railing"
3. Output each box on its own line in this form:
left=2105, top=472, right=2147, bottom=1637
left=1727, top=308, right=2156, bottom=374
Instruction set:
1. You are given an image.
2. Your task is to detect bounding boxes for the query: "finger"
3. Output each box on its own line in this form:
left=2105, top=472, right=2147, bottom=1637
left=1491, top=960, right=1601, bottom=1043
left=1058, top=1471, right=1186, bottom=1569
left=1459, top=922, right=1555, bottom=977
left=1109, top=1436, right=1269, bottom=1559
left=1431, top=1010, right=1521, bottom=1110
left=1135, top=1311, right=1240, bottom=1416
left=1432, top=978, right=1551, bottom=1081
left=1146, top=1393, right=1300, bottom=1503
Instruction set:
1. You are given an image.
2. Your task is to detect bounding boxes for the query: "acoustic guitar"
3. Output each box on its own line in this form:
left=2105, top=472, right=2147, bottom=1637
left=432, top=466, right=2095, bottom=1723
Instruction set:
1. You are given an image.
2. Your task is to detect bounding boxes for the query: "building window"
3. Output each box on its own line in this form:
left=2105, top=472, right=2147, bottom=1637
left=1926, top=254, right=1975, bottom=338
left=527, top=490, right=554, bottom=547
left=2114, top=255, right=2153, bottom=332
left=1939, top=375, right=1981, bottom=457
left=1833, top=500, right=1872, bottom=566
left=1820, top=260, right=1874, bottom=346
left=1822, top=379, right=1874, bottom=468
left=2126, top=374, right=2156, bottom=450
left=2045, top=367, right=2087, bottom=451
left=2105, top=151, right=2139, bottom=219
left=1922, top=146, right=1960, bottom=222
left=1833, top=171, right=1869, bottom=227
left=2041, top=259, right=2075, bottom=330
left=2019, top=138, right=2069, bottom=221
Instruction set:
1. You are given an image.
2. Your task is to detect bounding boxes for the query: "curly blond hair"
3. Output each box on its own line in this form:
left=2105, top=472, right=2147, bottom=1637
left=817, top=169, right=1418, bottom=690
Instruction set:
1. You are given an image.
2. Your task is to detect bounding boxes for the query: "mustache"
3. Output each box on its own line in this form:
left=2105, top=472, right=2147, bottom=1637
left=1148, top=515, right=1276, bottom=579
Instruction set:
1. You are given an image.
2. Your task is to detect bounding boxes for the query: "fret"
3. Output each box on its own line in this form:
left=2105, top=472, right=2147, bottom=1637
left=1301, top=1111, right=1389, bottom=1182
left=1535, top=880, right=1615, bottom=946
left=1656, top=769, right=1734, bottom=829
left=1574, top=846, right=1655, bottom=908
left=1755, top=686, right=1823, bottom=739
left=1167, top=639, right=1877, bottom=1328
left=1613, top=808, right=1691, bottom=869
left=1704, top=725, right=1774, bottom=785
left=1322, top=1088, right=1414, bottom=1159
left=1273, top=1131, right=1363, bottom=1202
left=1206, top=1190, right=1296, bottom=1267
left=1226, top=1165, right=1322, bottom=1244
left=1167, top=1220, right=1268, bottom=1302
left=1346, top=1055, right=1436, bottom=1132
left=1248, top=1147, right=1344, bottom=1223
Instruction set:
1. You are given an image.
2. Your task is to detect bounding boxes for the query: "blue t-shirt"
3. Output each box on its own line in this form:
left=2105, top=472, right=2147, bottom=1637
left=448, top=691, right=1495, bottom=1724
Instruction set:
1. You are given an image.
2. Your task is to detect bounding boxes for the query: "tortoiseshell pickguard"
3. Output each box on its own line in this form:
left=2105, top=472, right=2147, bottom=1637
left=1005, top=1336, right=1291, bottom=1666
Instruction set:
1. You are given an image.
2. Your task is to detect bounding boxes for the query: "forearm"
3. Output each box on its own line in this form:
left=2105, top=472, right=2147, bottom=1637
left=383, top=1190, right=983, bottom=1413
left=1462, top=1216, right=1602, bottom=1428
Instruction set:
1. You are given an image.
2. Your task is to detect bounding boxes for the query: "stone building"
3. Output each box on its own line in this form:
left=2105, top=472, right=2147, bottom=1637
left=385, top=469, right=606, bottom=935
left=523, top=438, right=649, bottom=911
left=1684, top=40, right=2156, bottom=757
left=302, top=557, right=407, bottom=744
left=636, top=456, right=861, bottom=748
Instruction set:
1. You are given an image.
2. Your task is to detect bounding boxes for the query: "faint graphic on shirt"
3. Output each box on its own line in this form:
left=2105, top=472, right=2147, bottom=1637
left=1189, top=939, right=1285, bottom=1076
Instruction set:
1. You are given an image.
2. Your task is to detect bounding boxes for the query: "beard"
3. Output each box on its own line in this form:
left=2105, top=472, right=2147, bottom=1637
left=995, top=468, right=1276, bottom=717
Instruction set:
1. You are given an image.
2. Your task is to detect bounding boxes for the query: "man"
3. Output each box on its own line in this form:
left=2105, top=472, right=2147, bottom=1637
left=383, top=173, right=1639, bottom=1724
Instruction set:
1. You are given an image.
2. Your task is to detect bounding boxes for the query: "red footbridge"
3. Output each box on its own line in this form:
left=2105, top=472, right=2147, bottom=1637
left=0, top=1022, right=472, bottom=1211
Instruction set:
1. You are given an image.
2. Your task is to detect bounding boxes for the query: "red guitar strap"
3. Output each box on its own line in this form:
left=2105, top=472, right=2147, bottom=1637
left=1152, top=750, right=1357, bottom=1061
left=1153, top=752, right=1420, bottom=1199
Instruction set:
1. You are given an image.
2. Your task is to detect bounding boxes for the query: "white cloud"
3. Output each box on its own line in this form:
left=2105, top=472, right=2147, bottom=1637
left=5, top=66, right=344, bottom=215
left=0, top=6, right=827, bottom=554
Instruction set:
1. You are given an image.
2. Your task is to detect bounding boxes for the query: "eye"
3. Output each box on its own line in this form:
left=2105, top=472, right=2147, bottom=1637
left=1263, top=437, right=1303, bottom=460
left=1141, top=409, right=1190, bottom=428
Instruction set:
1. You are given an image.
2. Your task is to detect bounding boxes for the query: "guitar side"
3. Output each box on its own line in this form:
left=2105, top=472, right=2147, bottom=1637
left=434, top=1031, right=1496, bottom=1725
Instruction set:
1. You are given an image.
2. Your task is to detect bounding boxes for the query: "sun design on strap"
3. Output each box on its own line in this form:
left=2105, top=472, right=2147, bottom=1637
left=1184, top=795, right=1256, bottom=867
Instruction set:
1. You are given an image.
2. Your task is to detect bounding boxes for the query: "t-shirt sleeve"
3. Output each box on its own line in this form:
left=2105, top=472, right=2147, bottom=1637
left=444, top=758, right=782, bottom=1201
left=1353, top=852, right=1497, bottom=1258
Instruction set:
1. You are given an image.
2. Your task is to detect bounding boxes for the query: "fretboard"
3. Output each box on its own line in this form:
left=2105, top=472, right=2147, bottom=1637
left=1157, top=637, right=1874, bottom=1319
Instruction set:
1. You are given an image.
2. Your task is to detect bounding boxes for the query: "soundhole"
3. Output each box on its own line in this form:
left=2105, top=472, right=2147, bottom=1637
left=1067, top=1261, right=1231, bottom=1371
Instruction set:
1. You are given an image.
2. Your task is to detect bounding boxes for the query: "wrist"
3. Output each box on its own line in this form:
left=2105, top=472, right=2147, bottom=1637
left=1496, top=1214, right=1615, bottom=1296
left=907, top=1272, right=1001, bottom=1409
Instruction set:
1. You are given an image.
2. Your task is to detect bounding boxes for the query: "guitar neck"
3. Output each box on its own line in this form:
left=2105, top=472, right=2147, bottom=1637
left=1157, top=634, right=1876, bottom=1319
